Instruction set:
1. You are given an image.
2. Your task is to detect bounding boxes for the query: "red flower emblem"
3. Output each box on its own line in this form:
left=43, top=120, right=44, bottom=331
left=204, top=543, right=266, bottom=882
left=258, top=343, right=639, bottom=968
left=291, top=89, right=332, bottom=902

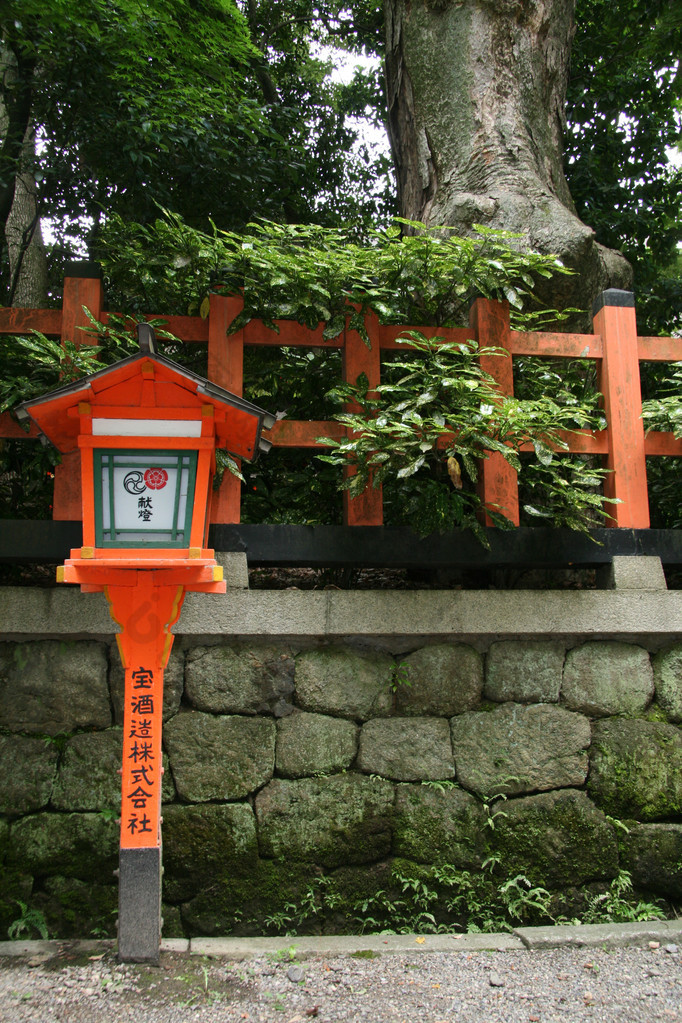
left=144, top=468, right=168, bottom=490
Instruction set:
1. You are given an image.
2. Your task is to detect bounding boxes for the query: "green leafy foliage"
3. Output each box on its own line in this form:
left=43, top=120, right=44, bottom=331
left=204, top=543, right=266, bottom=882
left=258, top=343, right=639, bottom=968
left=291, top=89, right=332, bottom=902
left=1, top=1, right=266, bottom=256
left=642, top=363, right=682, bottom=438
left=253, top=863, right=666, bottom=937
left=1, top=0, right=394, bottom=304
left=3, top=211, right=676, bottom=534
left=576, top=870, right=666, bottom=925
left=7, top=900, right=49, bottom=941
left=100, top=214, right=572, bottom=328
left=0, top=312, right=180, bottom=415
left=318, top=331, right=616, bottom=537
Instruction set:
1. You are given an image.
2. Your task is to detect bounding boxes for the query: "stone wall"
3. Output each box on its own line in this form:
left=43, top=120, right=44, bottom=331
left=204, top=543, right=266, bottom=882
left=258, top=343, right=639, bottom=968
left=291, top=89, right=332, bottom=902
left=2, top=574, right=682, bottom=939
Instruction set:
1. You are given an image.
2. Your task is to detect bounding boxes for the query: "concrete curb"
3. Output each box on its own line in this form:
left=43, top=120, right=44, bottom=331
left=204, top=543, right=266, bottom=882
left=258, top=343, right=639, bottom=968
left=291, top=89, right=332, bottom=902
left=0, top=920, right=680, bottom=959
left=514, top=918, right=682, bottom=950
left=188, top=933, right=524, bottom=957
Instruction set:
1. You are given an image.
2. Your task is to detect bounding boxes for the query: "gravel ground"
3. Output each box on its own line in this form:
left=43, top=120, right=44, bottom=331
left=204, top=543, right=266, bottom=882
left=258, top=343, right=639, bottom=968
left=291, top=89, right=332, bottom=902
left=1, top=942, right=681, bottom=1023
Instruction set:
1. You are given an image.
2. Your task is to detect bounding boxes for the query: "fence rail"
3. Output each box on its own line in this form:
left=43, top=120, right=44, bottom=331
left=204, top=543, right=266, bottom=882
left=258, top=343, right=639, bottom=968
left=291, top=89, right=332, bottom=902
left=1, top=265, right=682, bottom=536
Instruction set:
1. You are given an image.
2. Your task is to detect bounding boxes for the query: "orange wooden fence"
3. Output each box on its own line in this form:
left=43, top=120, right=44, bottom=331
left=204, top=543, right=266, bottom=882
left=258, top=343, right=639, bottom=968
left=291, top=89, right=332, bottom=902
left=1, top=269, right=681, bottom=529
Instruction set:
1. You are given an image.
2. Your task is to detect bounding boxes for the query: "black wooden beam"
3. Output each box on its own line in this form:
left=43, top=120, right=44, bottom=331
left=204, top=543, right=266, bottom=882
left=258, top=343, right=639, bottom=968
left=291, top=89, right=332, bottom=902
left=2, top=520, right=682, bottom=568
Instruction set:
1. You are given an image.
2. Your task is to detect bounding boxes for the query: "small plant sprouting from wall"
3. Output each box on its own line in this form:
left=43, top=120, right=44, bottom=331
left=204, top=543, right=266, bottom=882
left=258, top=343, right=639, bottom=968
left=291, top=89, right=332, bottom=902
left=7, top=901, right=49, bottom=941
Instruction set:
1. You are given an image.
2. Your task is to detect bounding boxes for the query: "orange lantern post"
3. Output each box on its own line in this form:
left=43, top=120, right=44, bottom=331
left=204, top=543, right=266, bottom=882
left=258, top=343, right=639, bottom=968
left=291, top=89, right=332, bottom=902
left=16, top=328, right=274, bottom=963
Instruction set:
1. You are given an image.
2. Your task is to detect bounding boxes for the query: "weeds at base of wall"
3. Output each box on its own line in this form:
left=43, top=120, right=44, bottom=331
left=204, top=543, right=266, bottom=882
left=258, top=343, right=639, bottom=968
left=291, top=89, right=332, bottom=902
left=254, top=867, right=667, bottom=940
left=4, top=868, right=668, bottom=941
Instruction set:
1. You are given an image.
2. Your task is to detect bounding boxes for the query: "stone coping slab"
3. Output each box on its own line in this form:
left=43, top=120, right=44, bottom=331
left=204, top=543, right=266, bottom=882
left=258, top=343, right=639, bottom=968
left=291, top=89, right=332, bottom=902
left=1, top=586, right=681, bottom=644
left=2, top=922, right=680, bottom=958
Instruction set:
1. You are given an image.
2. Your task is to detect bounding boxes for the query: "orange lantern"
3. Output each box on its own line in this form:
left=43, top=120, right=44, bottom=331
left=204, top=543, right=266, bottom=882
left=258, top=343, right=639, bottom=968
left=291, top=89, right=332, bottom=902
left=16, top=329, right=274, bottom=961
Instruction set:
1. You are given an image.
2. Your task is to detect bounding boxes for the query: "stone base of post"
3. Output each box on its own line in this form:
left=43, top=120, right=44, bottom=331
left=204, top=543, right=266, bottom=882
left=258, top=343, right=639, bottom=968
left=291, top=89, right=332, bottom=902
left=118, top=846, right=162, bottom=963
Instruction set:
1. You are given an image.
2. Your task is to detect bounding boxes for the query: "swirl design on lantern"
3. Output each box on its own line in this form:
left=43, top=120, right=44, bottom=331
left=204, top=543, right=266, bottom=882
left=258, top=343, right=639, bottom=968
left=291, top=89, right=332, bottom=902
left=123, top=470, right=146, bottom=495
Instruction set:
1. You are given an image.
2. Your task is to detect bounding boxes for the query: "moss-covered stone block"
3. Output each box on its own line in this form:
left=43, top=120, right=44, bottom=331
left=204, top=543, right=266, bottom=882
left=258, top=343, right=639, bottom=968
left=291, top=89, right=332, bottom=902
left=184, top=644, right=295, bottom=716
left=393, top=783, right=487, bottom=866
left=491, top=789, right=619, bottom=887
left=588, top=718, right=682, bottom=820
left=396, top=644, right=483, bottom=716
left=0, top=818, right=8, bottom=860
left=0, top=640, right=110, bottom=734
left=255, top=774, right=394, bottom=867
left=620, top=823, right=682, bottom=899
left=485, top=640, right=565, bottom=704
left=164, top=711, right=276, bottom=801
left=8, top=812, right=118, bottom=882
left=110, top=644, right=184, bottom=723
left=295, top=648, right=393, bottom=721
left=652, top=644, right=682, bottom=723
left=39, top=876, right=118, bottom=939
left=276, top=712, right=358, bottom=778
left=0, top=734, right=59, bottom=815
left=357, top=717, right=454, bottom=781
left=562, top=642, right=654, bottom=716
left=162, top=802, right=258, bottom=902
left=51, top=729, right=122, bottom=812
left=179, top=859, right=314, bottom=936
left=161, top=903, right=184, bottom=938
left=451, top=703, right=590, bottom=799
left=323, top=861, right=396, bottom=932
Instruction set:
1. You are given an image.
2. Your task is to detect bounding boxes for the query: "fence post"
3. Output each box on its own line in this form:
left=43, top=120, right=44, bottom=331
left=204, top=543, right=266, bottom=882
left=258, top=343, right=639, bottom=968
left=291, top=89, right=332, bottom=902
left=593, top=289, right=649, bottom=527
left=469, top=297, right=519, bottom=526
left=53, top=263, right=104, bottom=521
left=208, top=292, right=244, bottom=523
left=342, top=311, right=383, bottom=526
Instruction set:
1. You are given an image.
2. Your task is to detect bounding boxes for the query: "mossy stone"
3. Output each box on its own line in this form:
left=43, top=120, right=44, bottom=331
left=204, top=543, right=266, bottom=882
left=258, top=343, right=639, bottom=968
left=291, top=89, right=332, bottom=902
left=396, top=644, right=483, bottom=716
left=0, top=867, right=33, bottom=940
left=0, top=734, right=59, bottom=815
left=562, top=642, right=654, bottom=717
left=652, top=644, right=682, bottom=722
left=184, top=644, right=295, bottom=716
left=164, top=711, right=276, bottom=802
left=8, top=812, right=118, bottom=882
left=588, top=718, right=682, bottom=820
left=491, top=789, right=619, bottom=887
left=323, top=862, right=396, bottom=932
left=295, top=648, right=394, bottom=721
left=179, top=859, right=313, bottom=937
left=451, top=703, right=590, bottom=799
left=49, top=729, right=175, bottom=811
left=40, top=875, right=118, bottom=939
left=357, top=717, right=454, bottom=781
left=162, top=803, right=258, bottom=902
left=255, top=774, right=394, bottom=867
left=276, top=712, right=358, bottom=778
left=393, top=783, right=487, bottom=866
left=51, top=730, right=123, bottom=812
left=485, top=640, right=565, bottom=704
left=620, top=823, right=682, bottom=898
left=0, top=640, right=110, bottom=734
left=0, top=818, right=8, bottom=860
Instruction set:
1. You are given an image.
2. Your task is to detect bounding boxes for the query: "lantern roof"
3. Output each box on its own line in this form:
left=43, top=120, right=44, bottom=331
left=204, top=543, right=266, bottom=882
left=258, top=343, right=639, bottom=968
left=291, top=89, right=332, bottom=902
left=15, top=351, right=275, bottom=461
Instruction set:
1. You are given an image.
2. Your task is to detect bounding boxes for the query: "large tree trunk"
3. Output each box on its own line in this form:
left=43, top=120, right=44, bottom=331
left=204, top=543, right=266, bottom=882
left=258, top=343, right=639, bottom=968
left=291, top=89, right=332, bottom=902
left=5, top=123, right=47, bottom=307
left=384, top=0, right=632, bottom=315
left=1, top=39, right=47, bottom=307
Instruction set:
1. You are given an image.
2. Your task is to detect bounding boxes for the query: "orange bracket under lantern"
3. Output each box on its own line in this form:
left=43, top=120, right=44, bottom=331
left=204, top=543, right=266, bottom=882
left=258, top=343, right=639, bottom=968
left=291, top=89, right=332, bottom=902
left=15, top=326, right=274, bottom=963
